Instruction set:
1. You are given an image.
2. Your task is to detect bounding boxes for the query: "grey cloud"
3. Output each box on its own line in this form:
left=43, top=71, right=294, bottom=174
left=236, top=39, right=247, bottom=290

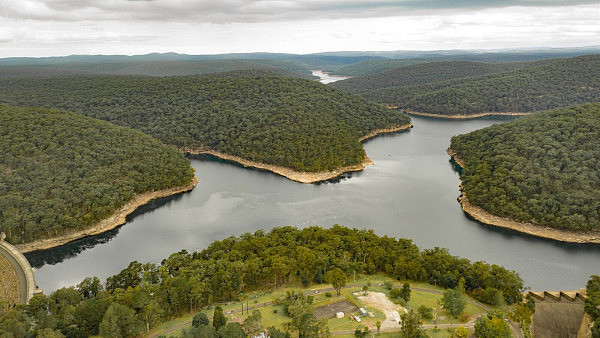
left=0, top=0, right=598, bottom=23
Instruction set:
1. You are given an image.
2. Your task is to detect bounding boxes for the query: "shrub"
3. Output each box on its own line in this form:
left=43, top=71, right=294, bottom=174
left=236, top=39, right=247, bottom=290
left=417, top=305, right=434, bottom=320
left=192, top=312, right=209, bottom=327
left=389, top=288, right=402, bottom=299
left=325, top=292, right=332, bottom=297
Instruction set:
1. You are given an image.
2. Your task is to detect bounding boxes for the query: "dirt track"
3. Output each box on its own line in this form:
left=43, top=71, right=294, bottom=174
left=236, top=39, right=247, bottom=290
left=357, top=291, right=406, bottom=329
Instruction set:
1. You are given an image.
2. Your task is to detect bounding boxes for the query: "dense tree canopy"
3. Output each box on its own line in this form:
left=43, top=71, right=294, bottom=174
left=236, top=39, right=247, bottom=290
left=0, top=75, right=410, bottom=172
left=325, top=59, right=428, bottom=77
left=0, top=225, right=523, bottom=337
left=362, top=55, right=600, bottom=115
left=474, top=312, right=511, bottom=338
left=330, top=61, right=530, bottom=94
left=585, top=275, right=600, bottom=337
left=0, top=59, right=314, bottom=78
left=0, top=105, right=195, bottom=244
left=450, top=103, right=600, bottom=232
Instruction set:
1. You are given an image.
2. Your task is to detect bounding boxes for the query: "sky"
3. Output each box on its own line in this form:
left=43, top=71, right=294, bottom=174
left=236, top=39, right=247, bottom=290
left=0, top=0, right=599, bottom=57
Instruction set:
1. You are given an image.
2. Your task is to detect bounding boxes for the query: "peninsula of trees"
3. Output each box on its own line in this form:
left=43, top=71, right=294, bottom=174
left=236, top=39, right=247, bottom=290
left=449, top=103, right=600, bottom=235
left=0, top=225, right=524, bottom=337
left=0, top=105, right=195, bottom=245
left=0, top=75, right=410, bottom=173
left=350, top=55, right=600, bottom=117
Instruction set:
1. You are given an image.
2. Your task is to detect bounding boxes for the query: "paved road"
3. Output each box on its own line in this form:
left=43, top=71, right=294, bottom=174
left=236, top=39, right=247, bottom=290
left=150, top=283, right=496, bottom=337
left=508, top=320, right=525, bottom=338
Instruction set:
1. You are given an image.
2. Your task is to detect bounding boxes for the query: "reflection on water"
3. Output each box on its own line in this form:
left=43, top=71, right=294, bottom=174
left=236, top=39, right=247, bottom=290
left=25, top=193, right=186, bottom=268
left=27, top=227, right=121, bottom=268
left=32, top=116, right=600, bottom=292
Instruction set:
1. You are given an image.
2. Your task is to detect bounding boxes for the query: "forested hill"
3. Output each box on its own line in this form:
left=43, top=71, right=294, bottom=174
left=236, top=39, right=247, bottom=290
left=0, top=105, right=195, bottom=244
left=0, top=75, right=410, bottom=172
left=362, top=54, right=600, bottom=116
left=0, top=59, right=314, bottom=78
left=0, top=65, right=95, bottom=78
left=0, top=225, right=524, bottom=337
left=450, top=103, right=600, bottom=232
left=325, top=59, right=429, bottom=77
left=329, top=60, right=532, bottom=94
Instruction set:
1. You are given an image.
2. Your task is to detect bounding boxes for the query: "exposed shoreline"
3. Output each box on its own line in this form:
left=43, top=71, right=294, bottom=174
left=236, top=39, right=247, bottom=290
left=185, top=149, right=373, bottom=184
left=16, top=176, right=199, bottom=253
left=184, top=124, right=413, bottom=184
left=448, top=148, right=600, bottom=244
left=387, top=107, right=533, bottom=120
left=15, top=125, right=411, bottom=252
left=358, top=124, right=413, bottom=142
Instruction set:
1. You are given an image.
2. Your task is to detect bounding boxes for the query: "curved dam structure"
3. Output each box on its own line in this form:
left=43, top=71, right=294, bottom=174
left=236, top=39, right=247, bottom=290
left=525, top=290, right=588, bottom=338
left=0, top=232, right=36, bottom=304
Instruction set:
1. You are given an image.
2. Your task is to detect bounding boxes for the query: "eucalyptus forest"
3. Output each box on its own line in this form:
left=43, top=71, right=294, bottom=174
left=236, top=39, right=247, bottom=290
left=329, top=60, right=530, bottom=94
left=0, top=226, right=523, bottom=337
left=1, top=47, right=599, bottom=338
left=358, top=55, right=600, bottom=115
left=450, top=103, right=600, bottom=232
left=0, top=75, right=410, bottom=172
left=0, top=105, right=195, bottom=244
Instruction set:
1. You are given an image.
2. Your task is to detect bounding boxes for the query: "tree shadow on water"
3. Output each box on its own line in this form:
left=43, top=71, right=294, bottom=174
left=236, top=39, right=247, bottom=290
left=25, top=192, right=188, bottom=268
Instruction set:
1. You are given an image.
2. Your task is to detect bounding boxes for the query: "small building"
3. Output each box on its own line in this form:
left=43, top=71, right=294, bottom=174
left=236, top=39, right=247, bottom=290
left=336, top=312, right=344, bottom=318
left=358, top=307, right=368, bottom=317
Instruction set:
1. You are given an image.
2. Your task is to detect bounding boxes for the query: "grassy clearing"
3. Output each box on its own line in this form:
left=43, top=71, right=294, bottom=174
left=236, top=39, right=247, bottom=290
left=149, top=273, right=489, bottom=337
left=322, top=288, right=386, bottom=332
left=149, top=312, right=196, bottom=337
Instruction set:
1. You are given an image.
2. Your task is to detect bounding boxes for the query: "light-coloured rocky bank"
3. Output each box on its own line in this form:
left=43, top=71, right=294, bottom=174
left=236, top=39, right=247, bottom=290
left=386, top=107, right=533, bottom=120
left=185, top=124, right=412, bottom=184
left=358, top=124, right=413, bottom=142
left=448, top=148, right=600, bottom=244
left=15, top=125, right=412, bottom=252
left=16, top=176, right=199, bottom=253
left=184, top=149, right=373, bottom=184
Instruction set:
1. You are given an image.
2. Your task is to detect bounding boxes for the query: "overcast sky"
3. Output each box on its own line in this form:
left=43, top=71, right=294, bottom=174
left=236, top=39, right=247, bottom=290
left=1, top=0, right=599, bottom=57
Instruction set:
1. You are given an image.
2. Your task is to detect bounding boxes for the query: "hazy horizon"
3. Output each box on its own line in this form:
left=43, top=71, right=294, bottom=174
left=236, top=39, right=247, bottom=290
left=1, top=1, right=599, bottom=58
left=3, top=44, right=600, bottom=60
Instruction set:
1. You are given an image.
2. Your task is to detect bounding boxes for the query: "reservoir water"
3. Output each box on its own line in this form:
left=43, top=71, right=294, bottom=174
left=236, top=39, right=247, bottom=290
left=28, top=116, right=600, bottom=292
left=312, top=70, right=350, bottom=84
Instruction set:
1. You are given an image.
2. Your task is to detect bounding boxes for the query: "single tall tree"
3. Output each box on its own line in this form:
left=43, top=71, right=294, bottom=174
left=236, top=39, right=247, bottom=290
left=324, top=268, right=347, bottom=296
left=400, top=282, right=411, bottom=302
left=212, top=306, right=227, bottom=331
left=400, top=310, right=425, bottom=338
left=441, top=281, right=466, bottom=319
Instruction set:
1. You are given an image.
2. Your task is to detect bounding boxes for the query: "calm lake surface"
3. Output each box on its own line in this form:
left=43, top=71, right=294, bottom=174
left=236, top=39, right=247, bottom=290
left=29, top=115, right=600, bottom=292
left=312, top=70, right=350, bottom=84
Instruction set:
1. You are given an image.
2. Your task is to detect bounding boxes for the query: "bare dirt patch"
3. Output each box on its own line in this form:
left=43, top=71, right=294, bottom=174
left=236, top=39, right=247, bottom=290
left=357, top=292, right=407, bottom=329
